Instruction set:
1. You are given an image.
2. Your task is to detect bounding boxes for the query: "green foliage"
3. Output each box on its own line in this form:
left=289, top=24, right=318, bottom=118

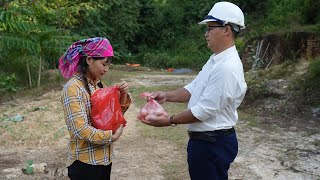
left=312, top=140, right=320, bottom=147
left=0, top=73, right=18, bottom=92
left=246, top=79, right=270, bottom=101
left=0, top=3, right=77, bottom=88
left=142, top=52, right=171, bottom=68
left=308, top=58, right=320, bottom=78
left=244, top=64, right=294, bottom=102
left=235, top=37, right=246, bottom=55
left=301, top=0, right=320, bottom=24
left=248, top=0, right=320, bottom=34
left=1, top=0, right=319, bottom=91
left=289, top=58, right=320, bottom=107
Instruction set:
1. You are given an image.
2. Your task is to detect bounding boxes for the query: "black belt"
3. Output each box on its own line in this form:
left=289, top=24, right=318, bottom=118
left=188, top=128, right=235, bottom=143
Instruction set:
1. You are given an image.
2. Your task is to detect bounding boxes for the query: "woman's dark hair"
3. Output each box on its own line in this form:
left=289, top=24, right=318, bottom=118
left=78, top=56, right=105, bottom=94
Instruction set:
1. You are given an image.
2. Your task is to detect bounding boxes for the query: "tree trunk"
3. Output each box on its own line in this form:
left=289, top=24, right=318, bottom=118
left=27, top=58, right=32, bottom=88
left=37, top=56, right=42, bottom=88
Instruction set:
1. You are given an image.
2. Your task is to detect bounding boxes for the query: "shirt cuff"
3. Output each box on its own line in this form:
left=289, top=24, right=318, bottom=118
left=190, top=105, right=210, bottom=121
left=184, top=84, right=192, bottom=94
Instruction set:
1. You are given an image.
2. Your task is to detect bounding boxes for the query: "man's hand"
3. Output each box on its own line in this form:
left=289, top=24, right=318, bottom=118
left=150, top=91, right=167, bottom=104
left=140, top=115, right=171, bottom=127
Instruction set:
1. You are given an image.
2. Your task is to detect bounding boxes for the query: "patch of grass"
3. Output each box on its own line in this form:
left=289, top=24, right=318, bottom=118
left=138, top=123, right=188, bottom=148
left=54, top=126, right=67, bottom=140
left=0, top=124, right=14, bottom=134
left=302, top=129, right=319, bottom=137
left=132, top=84, right=189, bottom=147
left=312, top=140, right=320, bottom=147
left=286, top=149, right=299, bottom=162
left=245, top=72, right=273, bottom=102
left=245, top=62, right=296, bottom=102
left=265, top=61, right=295, bottom=79
left=131, top=84, right=190, bottom=178
left=247, top=118, right=259, bottom=127
left=288, top=58, right=320, bottom=108
left=161, top=161, right=189, bottom=180
left=238, top=111, right=260, bottom=127
left=277, top=148, right=299, bottom=168
left=104, top=65, right=172, bottom=86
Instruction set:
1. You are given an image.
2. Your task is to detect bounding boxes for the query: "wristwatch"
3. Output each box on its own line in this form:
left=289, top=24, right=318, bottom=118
left=169, top=115, right=177, bottom=126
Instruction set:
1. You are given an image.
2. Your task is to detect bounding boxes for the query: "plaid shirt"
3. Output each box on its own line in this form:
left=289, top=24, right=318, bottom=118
left=61, top=74, right=131, bottom=166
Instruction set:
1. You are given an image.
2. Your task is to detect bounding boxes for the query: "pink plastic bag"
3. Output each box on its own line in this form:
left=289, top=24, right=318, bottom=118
left=90, top=86, right=127, bottom=133
left=137, top=92, right=168, bottom=120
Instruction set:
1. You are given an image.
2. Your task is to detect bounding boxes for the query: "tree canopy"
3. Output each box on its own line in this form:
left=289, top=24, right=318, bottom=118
left=0, top=0, right=319, bottom=90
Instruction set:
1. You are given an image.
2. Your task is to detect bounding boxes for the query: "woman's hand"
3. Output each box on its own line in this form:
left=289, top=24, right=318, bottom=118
left=111, top=124, right=124, bottom=142
left=118, top=81, right=129, bottom=106
left=118, top=81, right=129, bottom=95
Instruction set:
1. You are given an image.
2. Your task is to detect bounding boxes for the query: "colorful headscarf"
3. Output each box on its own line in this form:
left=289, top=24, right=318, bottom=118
left=59, top=37, right=114, bottom=78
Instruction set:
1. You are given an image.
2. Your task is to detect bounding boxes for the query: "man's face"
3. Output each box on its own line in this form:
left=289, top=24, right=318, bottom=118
left=205, top=21, right=226, bottom=52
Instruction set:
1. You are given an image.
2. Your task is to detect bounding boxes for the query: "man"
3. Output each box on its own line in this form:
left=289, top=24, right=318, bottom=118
left=141, top=2, right=247, bottom=180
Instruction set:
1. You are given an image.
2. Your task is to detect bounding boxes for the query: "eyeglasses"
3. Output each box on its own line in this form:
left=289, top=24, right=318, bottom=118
left=205, top=25, right=225, bottom=33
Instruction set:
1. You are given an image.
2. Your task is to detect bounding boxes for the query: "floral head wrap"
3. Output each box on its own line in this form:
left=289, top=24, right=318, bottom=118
left=59, top=37, right=113, bottom=78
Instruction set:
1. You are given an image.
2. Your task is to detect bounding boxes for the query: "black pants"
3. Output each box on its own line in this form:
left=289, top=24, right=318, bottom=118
left=68, top=160, right=112, bottom=180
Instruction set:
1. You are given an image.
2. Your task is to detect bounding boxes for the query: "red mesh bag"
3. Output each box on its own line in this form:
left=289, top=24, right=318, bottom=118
left=137, top=92, right=168, bottom=120
left=90, top=86, right=126, bottom=132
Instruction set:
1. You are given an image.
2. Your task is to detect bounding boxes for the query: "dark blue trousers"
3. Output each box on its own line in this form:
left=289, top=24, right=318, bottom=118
left=187, top=132, right=238, bottom=180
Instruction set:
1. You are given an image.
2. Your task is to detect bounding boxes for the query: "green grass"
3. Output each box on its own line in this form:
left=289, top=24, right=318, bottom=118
left=312, top=140, right=320, bottom=147
left=161, top=161, right=189, bottom=180
left=103, top=65, right=174, bottom=86
left=132, top=84, right=190, bottom=178
left=129, top=84, right=191, bottom=161
left=136, top=101, right=189, bottom=179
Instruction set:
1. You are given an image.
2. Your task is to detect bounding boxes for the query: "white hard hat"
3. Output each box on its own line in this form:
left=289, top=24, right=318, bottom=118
left=199, top=1, right=245, bottom=31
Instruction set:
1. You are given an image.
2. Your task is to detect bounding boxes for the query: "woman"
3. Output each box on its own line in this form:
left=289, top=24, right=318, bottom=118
left=59, top=37, right=131, bottom=180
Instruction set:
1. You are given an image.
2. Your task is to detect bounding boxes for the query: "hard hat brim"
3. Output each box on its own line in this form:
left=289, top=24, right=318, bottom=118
left=198, top=19, right=246, bottom=29
left=198, top=19, right=219, bottom=25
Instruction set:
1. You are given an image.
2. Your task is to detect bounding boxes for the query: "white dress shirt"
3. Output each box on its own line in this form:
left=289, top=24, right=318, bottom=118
left=184, top=46, right=247, bottom=132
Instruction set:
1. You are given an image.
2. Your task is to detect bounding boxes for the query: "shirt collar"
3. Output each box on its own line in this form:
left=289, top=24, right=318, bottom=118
left=73, top=74, right=101, bottom=87
left=211, top=45, right=237, bottom=62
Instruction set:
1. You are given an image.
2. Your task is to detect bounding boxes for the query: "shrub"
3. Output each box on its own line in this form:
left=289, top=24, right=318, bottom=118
left=0, top=73, right=18, bottom=93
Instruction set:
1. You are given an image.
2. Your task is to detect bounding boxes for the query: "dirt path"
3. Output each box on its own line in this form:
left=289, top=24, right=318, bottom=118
left=0, top=74, right=189, bottom=180
left=111, top=103, right=184, bottom=180
left=229, top=120, right=320, bottom=180
left=0, top=73, right=319, bottom=180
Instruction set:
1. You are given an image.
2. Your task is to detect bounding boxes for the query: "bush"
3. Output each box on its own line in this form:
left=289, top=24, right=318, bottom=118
left=308, top=58, right=320, bottom=78
left=142, top=52, right=172, bottom=68
left=289, top=58, right=320, bottom=108
left=0, top=73, right=18, bottom=93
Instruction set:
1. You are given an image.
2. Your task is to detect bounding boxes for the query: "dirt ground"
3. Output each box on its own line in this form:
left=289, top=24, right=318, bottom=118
left=0, top=73, right=319, bottom=180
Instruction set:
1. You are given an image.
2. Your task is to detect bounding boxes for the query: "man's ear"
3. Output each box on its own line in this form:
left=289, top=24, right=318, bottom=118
left=224, top=25, right=231, bottom=36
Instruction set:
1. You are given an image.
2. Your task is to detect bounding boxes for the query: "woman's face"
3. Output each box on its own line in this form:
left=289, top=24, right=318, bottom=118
left=86, top=57, right=111, bottom=81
